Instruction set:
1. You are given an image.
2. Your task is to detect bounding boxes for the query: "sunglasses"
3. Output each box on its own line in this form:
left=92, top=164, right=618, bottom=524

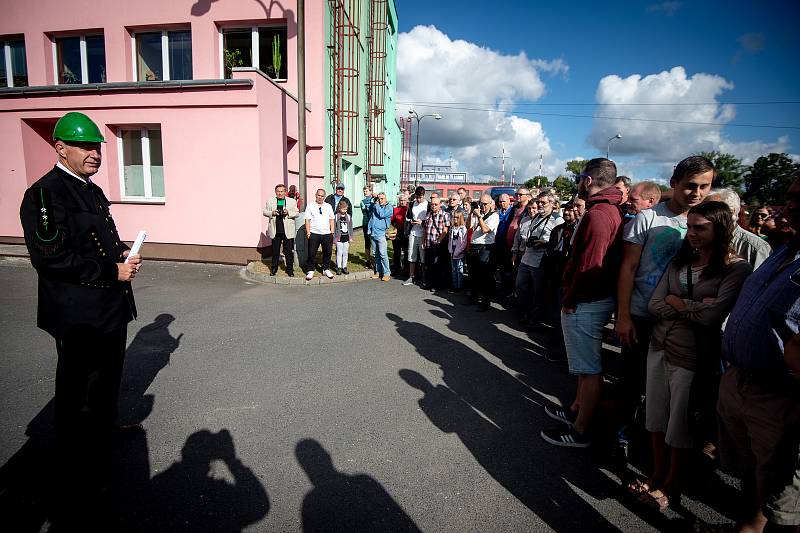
left=575, top=173, right=590, bottom=184
left=319, top=207, right=323, bottom=214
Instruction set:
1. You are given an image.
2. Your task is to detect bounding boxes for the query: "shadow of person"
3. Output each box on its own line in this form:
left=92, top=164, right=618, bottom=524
left=118, top=313, right=182, bottom=425
left=0, top=313, right=183, bottom=531
left=388, top=313, right=674, bottom=532
left=296, top=439, right=421, bottom=533
left=139, top=429, right=269, bottom=532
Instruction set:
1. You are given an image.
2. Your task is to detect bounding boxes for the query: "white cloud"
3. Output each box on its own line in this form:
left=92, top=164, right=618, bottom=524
left=646, top=2, right=683, bottom=16
left=397, top=25, right=566, bottom=181
left=587, top=66, right=792, bottom=171
left=737, top=32, right=765, bottom=54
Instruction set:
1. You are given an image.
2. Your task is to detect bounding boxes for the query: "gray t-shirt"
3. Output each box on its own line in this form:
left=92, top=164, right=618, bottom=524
left=624, top=202, right=688, bottom=317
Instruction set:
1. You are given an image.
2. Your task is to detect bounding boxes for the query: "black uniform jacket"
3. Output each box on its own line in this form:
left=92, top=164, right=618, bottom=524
left=19, top=165, right=136, bottom=338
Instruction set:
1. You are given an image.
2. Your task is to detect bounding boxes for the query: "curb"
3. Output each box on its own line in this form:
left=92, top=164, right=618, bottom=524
left=244, top=262, right=380, bottom=285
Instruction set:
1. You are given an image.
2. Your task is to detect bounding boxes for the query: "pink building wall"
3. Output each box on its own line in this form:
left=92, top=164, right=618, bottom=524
left=0, top=0, right=325, bottom=260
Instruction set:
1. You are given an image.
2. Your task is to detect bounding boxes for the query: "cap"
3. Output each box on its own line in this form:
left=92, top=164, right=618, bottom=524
left=335, top=183, right=345, bottom=190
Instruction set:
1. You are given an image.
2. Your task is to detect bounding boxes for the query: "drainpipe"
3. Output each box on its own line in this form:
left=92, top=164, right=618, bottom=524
left=295, top=0, right=308, bottom=268
left=297, top=0, right=307, bottom=202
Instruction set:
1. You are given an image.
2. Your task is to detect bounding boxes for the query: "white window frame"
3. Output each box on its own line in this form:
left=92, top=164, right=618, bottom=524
left=2, top=39, right=24, bottom=87
left=52, top=34, right=103, bottom=85
left=132, top=30, right=190, bottom=82
left=118, top=127, right=165, bottom=203
left=219, top=25, right=286, bottom=80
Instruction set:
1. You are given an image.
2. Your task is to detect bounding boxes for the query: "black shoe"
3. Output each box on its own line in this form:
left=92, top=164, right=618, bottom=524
left=336, top=268, right=342, bottom=275
left=544, top=405, right=576, bottom=427
left=342, top=268, right=349, bottom=275
left=287, top=271, right=294, bottom=277
left=540, top=426, right=590, bottom=448
left=270, top=268, right=278, bottom=276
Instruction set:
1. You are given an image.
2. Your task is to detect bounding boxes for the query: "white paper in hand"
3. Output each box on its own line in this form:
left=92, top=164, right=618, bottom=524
left=125, top=230, right=147, bottom=263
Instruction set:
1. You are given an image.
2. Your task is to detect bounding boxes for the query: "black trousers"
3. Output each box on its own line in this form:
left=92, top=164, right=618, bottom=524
left=424, top=242, right=449, bottom=289
left=306, top=233, right=332, bottom=272
left=271, top=232, right=294, bottom=272
left=392, top=235, right=408, bottom=273
left=54, top=326, right=127, bottom=432
left=466, top=246, right=495, bottom=305
left=362, top=225, right=372, bottom=256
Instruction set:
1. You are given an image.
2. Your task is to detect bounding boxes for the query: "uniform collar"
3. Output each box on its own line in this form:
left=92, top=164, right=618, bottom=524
left=56, top=161, right=91, bottom=185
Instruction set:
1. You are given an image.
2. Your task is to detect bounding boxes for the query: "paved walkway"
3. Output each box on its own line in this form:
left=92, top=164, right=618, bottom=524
left=0, top=260, right=739, bottom=531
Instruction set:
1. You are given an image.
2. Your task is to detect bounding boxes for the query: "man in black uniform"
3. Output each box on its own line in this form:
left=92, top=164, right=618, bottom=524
left=19, top=112, right=142, bottom=442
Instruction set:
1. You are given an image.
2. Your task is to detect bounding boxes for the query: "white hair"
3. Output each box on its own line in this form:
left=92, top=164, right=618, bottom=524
left=708, top=188, right=741, bottom=218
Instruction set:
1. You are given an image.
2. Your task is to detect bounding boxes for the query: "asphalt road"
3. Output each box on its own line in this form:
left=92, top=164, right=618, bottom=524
left=0, top=258, right=739, bottom=532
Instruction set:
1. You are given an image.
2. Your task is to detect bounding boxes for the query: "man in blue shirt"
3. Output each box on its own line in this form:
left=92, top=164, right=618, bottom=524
left=717, top=173, right=800, bottom=532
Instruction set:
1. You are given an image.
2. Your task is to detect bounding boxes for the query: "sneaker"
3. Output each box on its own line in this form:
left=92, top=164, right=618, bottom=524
left=324, top=269, right=334, bottom=279
left=342, top=268, right=349, bottom=275
left=305, top=271, right=314, bottom=281
left=336, top=268, right=342, bottom=275
left=402, top=278, right=414, bottom=286
left=544, top=405, right=576, bottom=427
left=371, top=273, right=380, bottom=279
left=540, top=426, right=590, bottom=448
left=382, top=275, right=391, bottom=282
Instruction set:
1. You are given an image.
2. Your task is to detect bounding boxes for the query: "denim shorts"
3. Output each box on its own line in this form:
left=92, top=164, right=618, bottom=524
left=561, top=297, right=615, bottom=375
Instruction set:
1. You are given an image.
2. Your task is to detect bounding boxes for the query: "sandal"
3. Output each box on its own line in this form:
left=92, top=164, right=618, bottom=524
left=637, top=488, right=670, bottom=511
left=626, top=478, right=652, bottom=496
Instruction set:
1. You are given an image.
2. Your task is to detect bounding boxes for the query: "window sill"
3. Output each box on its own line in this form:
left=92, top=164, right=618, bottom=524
left=113, top=198, right=166, bottom=205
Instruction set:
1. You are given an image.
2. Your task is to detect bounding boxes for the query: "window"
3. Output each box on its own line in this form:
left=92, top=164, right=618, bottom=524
left=1, top=37, right=28, bottom=87
left=134, top=30, right=192, bottom=81
left=222, top=26, right=286, bottom=80
left=118, top=127, right=164, bottom=201
left=55, top=35, right=106, bottom=84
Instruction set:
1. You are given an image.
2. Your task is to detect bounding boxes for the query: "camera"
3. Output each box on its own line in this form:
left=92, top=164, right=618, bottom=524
left=526, top=235, right=539, bottom=247
left=470, top=201, right=479, bottom=211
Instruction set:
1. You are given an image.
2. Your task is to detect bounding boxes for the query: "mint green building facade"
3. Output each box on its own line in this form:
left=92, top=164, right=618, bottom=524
left=324, top=0, right=401, bottom=227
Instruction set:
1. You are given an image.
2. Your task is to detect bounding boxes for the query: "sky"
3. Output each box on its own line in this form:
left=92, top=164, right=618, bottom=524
left=395, top=0, right=800, bottom=184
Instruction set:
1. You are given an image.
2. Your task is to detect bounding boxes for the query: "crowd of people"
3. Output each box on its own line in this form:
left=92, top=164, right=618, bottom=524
left=260, top=157, right=799, bottom=532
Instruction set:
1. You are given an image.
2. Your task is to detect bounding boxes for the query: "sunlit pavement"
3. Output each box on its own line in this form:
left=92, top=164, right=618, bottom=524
left=0, top=258, right=738, bottom=531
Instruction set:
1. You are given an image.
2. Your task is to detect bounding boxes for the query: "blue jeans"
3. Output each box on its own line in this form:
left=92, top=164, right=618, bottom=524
left=451, top=257, right=464, bottom=289
left=561, top=297, right=615, bottom=375
left=371, top=235, right=389, bottom=276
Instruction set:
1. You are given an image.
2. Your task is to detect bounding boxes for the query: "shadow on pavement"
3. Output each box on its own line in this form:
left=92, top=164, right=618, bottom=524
left=0, top=314, right=270, bottom=531
left=388, top=306, right=680, bottom=532
left=296, top=438, right=421, bottom=533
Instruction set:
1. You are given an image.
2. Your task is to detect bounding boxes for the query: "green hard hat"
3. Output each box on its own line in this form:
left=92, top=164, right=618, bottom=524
left=52, top=112, right=105, bottom=143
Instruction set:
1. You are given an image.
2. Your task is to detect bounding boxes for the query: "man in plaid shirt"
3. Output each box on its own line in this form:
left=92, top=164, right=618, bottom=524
left=423, top=197, right=450, bottom=291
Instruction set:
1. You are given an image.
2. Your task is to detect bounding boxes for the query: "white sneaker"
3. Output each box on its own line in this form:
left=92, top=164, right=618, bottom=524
left=403, top=278, right=414, bottom=286
left=305, top=271, right=314, bottom=281
left=323, top=269, right=334, bottom=279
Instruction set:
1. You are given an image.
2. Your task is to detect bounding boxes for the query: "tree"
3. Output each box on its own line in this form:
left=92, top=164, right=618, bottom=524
left=565, top=160, right=588, bottom=179
left=524, top=176, right=550, bottom=189
left=698, top=151, right=746, bottom=194
left=552, top=175, right=577, bottom=200
left=743, top=153, right=800, bottom=206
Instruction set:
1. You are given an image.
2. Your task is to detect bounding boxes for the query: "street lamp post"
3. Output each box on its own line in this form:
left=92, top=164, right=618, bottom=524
left=606, top=133, right=622, bottom=160
left=408, top=109, right=442, bottom=187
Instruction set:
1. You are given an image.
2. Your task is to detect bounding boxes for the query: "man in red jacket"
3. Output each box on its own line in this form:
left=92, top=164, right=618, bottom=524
left=541, top=158, right=624, bottom=448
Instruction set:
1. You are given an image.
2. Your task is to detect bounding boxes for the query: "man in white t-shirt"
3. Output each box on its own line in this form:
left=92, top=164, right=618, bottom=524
left=304, top=188, right=336, bottom=280
left=467, top=194, right=500, bottom=310
left=403, top=186, right=429, bottom=286
left=614, top=155, right=715, bottom=429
